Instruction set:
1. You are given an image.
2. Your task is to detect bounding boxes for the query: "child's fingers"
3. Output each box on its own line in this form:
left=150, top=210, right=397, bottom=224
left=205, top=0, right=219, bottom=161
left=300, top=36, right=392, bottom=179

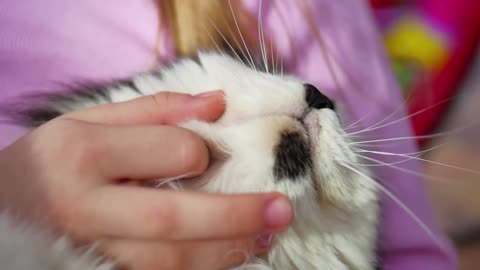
left=72, top=186, right=292, bottom=241
left=64, top=90, right=225, bottom=125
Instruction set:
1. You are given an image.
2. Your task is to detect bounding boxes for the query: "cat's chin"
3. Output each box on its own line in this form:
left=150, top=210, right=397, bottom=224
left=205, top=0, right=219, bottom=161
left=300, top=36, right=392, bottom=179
left=269, top=191, right=378, bottom=270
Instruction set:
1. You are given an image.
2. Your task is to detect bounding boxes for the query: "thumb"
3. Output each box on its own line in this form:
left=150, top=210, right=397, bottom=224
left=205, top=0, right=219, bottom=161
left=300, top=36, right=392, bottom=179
left=64, top=90, right=225, bottom=125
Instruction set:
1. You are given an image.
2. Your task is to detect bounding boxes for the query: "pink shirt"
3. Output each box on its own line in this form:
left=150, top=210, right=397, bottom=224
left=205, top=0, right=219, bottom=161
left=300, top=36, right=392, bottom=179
left=0, top=0, right=456, bottom=268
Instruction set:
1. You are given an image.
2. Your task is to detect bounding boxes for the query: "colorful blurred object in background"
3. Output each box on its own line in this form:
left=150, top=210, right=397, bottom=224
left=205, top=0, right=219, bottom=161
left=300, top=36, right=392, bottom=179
left=370, top=1, right=480, bottom=269
left=371, top=0, right=480, bottom=146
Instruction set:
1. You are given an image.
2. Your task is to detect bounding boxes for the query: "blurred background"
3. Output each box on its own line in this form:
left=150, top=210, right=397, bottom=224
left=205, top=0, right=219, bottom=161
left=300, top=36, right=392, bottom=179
left=369, top=0, right=480, bottom=269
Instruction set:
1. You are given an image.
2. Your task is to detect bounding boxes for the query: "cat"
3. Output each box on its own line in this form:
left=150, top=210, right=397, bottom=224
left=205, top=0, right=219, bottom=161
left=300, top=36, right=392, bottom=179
left=0, top=52, right=379, bottom=270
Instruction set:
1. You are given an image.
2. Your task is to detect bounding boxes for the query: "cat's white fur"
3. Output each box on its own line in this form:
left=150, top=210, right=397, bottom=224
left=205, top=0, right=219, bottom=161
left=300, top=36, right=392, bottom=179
left=0, top=53, right=379, bottom=269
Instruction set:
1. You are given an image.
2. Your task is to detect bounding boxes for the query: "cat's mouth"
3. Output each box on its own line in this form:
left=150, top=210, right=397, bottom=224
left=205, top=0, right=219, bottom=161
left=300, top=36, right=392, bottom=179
left=272, top=111, right=325, bottom=182
left=273, top=130, right=312, bottom=181
left=273, top=109, right=341, bottom=182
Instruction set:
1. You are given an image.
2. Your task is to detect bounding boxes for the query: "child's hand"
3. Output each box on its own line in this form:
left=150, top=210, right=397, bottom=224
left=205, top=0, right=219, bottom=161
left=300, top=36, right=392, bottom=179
left=0, top=90, right=293, bottom=270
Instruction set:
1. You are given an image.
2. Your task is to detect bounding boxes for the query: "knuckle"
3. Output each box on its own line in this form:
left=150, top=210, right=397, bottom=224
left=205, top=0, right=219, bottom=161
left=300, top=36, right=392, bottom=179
left=156, top=246, right=190, bottom=270
left=48, top=197, right=79, bottom=235
left=172, top=248, right=192, bottom=270
left=211, top=239, right=253, bottom=269
left=224, top=240, right=252, bottom=267
left=47, top=195, right=89, bottom=240
left=146, top=202, right=179, bottom=239
left=35, top=120, right=99, bottom=173
left=235, top=238, right=255, bottom=252
left=27, top=121, right=93, bottom=239
left=47, top=201, right=68, bottom=226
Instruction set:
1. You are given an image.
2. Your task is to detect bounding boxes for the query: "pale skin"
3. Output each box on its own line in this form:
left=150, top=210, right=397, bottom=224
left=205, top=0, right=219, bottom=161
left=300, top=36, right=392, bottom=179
left=0, top=90, right=293, bottom=270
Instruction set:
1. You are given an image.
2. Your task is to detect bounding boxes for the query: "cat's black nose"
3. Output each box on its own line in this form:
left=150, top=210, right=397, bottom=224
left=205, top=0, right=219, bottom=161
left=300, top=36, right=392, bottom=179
left=304, top=83, right=335, bottom=110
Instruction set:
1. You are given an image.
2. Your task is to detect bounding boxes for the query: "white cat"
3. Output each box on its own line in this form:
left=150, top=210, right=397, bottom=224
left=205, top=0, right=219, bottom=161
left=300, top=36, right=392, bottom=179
left=0, top=52, right=379, bottom=269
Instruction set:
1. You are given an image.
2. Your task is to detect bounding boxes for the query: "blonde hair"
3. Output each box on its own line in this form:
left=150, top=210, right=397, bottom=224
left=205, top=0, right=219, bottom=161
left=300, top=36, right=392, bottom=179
left=155, top=0, right=339, bottom=98
left=156, top=0, right=263, bottom=58
left=155, top=1, right=370, bottom=120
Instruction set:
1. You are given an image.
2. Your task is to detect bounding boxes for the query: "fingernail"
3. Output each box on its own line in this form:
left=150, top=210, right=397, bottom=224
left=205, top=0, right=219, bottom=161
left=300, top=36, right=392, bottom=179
left=264, top=196, right=292, bottom=229
left=193, top=90, right=224, bottom=98
left=256, top=233, right=274, bottom=249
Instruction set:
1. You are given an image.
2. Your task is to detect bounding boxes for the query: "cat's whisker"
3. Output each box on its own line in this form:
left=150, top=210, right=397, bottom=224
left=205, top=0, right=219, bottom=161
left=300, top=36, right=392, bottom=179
left=208, top=17, right=245, bottom=66
left=270, top=34, right=276, bottom=75
left=218, top=9, right=253, bottom=69
left=352, top=142, right=448, bottom=167
left=353, top=153, right=460, bottom=183
left=348, top=98, right=454, bottom=136
left=344, top=112, right=374, bottom=130
left=257, top=0, right=269, bottom=74
left=351, top=105, right=402, bottom=132
left=152, top=175, right=185, bottom=191
left=349, top=157, right=420, bottom=167
left=358, top=148, right=480, bottom=175
left=275, top=45, right=281, bottom=76
left=271, top=0, right=291, bottom=77
left=357, top=142, right=446, bottom=157
left=349, top=125, right=475, bottom=145
left=350, top=143, right=392, bottom=148
left=280, top=55, right=284, bottom=76
left=228, top=0, right=257, bottom=71
left=205, top=27, right=226, bottom=57
left=350, top=151, right=426, bottom=167
left=344, top=134, right=399, bottom=149
left=339, top=162, right=447, bottom=252
left=354, top=85, right=419, bottom=132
